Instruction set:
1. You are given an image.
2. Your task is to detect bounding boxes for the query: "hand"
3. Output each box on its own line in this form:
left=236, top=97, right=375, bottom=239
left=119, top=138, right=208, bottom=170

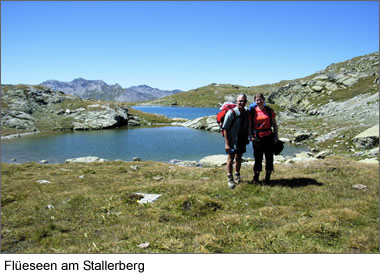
left=225, top=144, right=231, bottom=153
left=274, top=136, right=279, bottom=143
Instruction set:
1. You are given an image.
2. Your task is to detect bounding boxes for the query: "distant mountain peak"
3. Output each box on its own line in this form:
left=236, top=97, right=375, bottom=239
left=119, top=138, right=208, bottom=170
left=40, top=78, right=182, bottom=102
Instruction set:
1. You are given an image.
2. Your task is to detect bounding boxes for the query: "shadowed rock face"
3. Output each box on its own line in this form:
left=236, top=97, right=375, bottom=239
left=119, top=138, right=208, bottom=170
left=353, top=125, right=379, bottom=149
left=41, top=79, right=182, bottom=102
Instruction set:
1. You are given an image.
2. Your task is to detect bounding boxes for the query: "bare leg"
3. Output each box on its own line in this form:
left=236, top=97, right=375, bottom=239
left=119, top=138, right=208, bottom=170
left=235, top=153, right=242, bottom=174
left=226, top=153, right=234, bottom=176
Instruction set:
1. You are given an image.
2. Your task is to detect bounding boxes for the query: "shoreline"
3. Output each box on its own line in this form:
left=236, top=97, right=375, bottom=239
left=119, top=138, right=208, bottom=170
left=2, top=153, right=378, bottom=166
left=1, top=131, right=40, bottom=140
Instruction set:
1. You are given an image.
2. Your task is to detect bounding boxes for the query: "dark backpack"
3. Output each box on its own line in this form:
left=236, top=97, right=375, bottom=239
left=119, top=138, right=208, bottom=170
left=216, top=103, right=236, bottom=137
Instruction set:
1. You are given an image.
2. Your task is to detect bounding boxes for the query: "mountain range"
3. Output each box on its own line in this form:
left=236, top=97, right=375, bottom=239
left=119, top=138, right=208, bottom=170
left=40, top=78, right=182, bottom=102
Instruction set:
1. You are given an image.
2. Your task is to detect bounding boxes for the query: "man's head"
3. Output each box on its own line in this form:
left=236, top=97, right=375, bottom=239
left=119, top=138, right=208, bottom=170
left=237, top=93, right=247, bottom=109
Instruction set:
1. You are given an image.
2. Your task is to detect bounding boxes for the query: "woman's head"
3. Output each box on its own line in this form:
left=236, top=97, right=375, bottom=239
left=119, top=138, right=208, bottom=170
left=254, top=93, right=265, bottom=108
left=254, top=93, right=265, bottom=101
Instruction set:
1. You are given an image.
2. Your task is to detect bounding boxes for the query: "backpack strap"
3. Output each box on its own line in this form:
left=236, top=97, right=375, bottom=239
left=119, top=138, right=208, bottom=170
left=220, top=108, right=237, bottom=136
left=228, top=108, right=237, bottom=127
left=265, top=106, right=273, bottom=127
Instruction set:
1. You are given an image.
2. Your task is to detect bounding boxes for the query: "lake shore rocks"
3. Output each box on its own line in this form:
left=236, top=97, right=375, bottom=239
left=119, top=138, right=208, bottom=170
left=181, top=115, right=220, bottom=132
left=65, top=156, right=108, bottom=163
left=59, top=147, right=376, bottom=168
left=72, top=105, right=129, bottom=130
left=1, top=131, right=40, bottom=140
left=177, top=151, right=327, bottom=168
left=199, top=155, right=228, bottom=167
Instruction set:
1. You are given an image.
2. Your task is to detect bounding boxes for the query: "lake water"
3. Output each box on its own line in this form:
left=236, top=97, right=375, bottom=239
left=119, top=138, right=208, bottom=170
left=2, top=106, right=307, bottom=164
left=1, top=126, right=306, bottom=164
left=132, top=106, right=219, bottom=119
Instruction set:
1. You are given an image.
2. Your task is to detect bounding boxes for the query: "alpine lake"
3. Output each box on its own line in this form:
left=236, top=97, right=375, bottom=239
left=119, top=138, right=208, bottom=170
left=1, top=106, right=307, bottom=164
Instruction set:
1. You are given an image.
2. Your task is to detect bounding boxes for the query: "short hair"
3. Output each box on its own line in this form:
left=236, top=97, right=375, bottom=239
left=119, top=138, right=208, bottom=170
left=254, top=93, right=265, bottom=101
left=237, top=93, right=247, bottom=100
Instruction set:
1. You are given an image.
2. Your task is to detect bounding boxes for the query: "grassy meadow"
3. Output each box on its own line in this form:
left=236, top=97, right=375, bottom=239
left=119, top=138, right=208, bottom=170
left=1, top=156, right=378, bottom=253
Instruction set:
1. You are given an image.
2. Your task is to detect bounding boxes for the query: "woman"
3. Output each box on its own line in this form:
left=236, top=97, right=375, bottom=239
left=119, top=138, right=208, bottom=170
left=248, top=93, right=278, bottom=185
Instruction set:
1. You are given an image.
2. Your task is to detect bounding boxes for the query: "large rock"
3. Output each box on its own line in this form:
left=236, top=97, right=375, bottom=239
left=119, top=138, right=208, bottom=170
left=314, top=150, right=332, bottom=159
left=311, top=86, right=323, bottom=92
left=342, top=77, right=359, bottom=87
left=358, top=158, right=379, bottom=164
left=182, top=115, right=220, bottom=132
left=65, top=156, right=108, bottom=163
left=1, top=111, right=36, bottom=130
left=199, top=154, right=252, bottom=167
left=72, top=105, right=129, bottom=130
left=317, top=92, right=378, bottom=123
left=294, top=131, right=312, bottom=142
left=199, top=155, right=227, bottom=167
left=353, top=125, right=379, bottom=149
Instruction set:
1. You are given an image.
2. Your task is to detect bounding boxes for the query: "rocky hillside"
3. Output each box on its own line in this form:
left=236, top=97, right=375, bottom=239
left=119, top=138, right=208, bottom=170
left=152, top=52, right=379, bottom=161
left=41, top=78, right=181, bottom=102
left=267, top=52, right=379, bottom=115
left=0, top=84, right=166, bottom=136
left=145, top=52, right=379, bottom=110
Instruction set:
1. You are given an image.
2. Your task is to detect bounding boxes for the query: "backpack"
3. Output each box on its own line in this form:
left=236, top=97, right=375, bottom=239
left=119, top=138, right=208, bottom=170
left=216, top=102, right=236, bottom=136
left=249, top=102, right=273, bottom=136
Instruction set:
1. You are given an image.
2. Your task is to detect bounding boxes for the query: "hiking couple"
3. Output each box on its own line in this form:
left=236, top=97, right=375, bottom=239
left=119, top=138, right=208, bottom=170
left=222, top=93, right=279, bottom=189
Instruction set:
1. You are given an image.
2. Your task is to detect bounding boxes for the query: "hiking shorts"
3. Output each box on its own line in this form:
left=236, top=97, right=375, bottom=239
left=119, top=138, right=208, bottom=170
left=225, top=138, right=247, bottom=155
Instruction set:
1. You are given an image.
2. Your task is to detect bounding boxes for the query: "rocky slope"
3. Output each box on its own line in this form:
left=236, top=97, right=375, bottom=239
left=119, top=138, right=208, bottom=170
left=172, top=52, right=379, bottom=160
left=1, top=84, right=131, bottom=134
left=41, top=78, right=181, bottom=102
left=145, top=52, right=379, bottom=110
left=267, top=52, right=379, bottom=115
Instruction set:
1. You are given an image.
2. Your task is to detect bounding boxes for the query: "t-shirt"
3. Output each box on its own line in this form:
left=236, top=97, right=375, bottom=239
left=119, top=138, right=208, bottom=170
left=222, top=107, right=248, bottom=149
left=249, top=107, right=276, bottom=138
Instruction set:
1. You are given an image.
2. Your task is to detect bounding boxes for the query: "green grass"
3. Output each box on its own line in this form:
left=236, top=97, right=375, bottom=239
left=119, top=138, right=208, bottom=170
left=1, top=157, right=378, bottom=253
left=127, top=108, right=173, bottom=125
left=144, top=82, right=291, bottom=108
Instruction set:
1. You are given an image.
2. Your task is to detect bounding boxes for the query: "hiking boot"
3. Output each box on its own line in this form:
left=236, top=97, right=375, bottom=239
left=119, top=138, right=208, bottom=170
left=227, top=175, right=236, bottom=189
left=250, top=172, right=260, bottom=184
left=234, top=173, right=241, bottom=184
left=264, top=172, right=271, bottom=185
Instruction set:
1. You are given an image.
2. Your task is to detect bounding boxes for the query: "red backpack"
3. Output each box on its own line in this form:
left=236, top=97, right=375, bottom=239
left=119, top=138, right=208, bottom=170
left=216, top=103, right=236, bottom=136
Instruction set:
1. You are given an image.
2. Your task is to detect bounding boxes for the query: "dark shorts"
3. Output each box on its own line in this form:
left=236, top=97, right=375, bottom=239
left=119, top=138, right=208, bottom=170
left=225, top=147, right=246, bottom=155
left=225, top=137, right=247, bottom=155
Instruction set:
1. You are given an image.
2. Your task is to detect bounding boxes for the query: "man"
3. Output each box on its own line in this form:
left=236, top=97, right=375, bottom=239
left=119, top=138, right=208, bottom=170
left=222, top=93, right=249, bottom=189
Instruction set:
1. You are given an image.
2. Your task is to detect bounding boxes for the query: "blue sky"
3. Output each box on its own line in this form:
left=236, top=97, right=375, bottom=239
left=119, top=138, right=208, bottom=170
left=1, top=1, right=379, bottom=91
